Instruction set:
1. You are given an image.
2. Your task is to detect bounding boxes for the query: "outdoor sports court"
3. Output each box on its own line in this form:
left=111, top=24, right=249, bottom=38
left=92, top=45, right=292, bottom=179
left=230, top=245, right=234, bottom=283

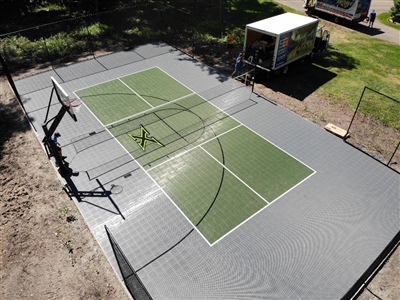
left=75, top=66, right=315, bottom=245
left=16, top=43, right=399, bottom=299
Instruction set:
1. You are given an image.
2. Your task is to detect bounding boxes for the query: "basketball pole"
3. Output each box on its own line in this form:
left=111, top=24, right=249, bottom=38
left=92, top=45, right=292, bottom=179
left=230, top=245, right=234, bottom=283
left=42, top=104, right=71, bottom=177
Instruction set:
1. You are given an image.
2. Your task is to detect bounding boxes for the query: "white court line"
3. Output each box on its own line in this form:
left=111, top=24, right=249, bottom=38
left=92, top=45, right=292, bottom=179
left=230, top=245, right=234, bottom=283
left=146, top=122, right=316, bottom=246
left=73, top=66, right=157, bottom=93
left=74, top=66, right=317, bottom=246
left=104, top=91, right=196, bottom=128
left=154, top=66, right=316, bottom=173
left=118, top=78, right=154, bottom=108
left=147, top=124, right=242, bottom=172
left=200, top=145, right=270, bottom=204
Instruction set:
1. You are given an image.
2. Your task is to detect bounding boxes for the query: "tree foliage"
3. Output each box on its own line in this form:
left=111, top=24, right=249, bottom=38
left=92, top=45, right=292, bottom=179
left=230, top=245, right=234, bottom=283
left=0, top=0, right=127, bottom=25
left=390, top=0, right=400, bottom=22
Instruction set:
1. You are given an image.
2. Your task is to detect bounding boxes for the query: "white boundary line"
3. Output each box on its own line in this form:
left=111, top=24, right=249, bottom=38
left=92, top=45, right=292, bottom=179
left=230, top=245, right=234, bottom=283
left=104, top=91, right=196, bottom=128
left=147, top=125, right=316, bottom=246
left=73, top=66, right=317, bottom=247
left=73, top=66, right=196, bottom=128
left=200, top=145, right=270, bottom=204
left=155, top=66, right=316, bottom=173
left=117, top=78, right=154, bottom=108
left=146, top=124, right=241, bottom=172
left=73, top=66, right=156, bottom=93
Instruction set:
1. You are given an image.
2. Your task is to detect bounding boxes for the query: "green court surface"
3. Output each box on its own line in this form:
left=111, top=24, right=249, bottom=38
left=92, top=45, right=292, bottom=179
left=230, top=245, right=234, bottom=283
left=76, top=67, right=193, bottom=125
left=76, top=67, right=314, bottom=244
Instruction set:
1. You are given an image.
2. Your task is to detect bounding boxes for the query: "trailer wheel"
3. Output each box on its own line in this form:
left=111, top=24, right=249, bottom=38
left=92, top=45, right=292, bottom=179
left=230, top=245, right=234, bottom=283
left=334, top=17, right=346, bottom=25
left=334, top=17, right=342, bottom=24
left=279, top=65, right=289, bottom=75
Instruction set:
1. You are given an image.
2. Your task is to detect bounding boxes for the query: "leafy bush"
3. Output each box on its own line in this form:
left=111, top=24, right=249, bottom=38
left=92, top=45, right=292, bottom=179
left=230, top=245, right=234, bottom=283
left=125, top=27, right=160, bottom=40
left=45, top=32, right=75, bottom=58
left=390, top=0, right=400, bottom=22
left=232, top=28, right=245, bottom=46
left=0, top=36, right=34, bottom=64
left=75, top=23, right=110, bottom=37
left=34, top=4, right=67, bottom=13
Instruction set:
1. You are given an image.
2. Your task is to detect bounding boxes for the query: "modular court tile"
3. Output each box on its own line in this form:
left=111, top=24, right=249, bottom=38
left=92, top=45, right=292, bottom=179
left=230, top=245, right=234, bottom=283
left=15, top=43, right=400, bottom=300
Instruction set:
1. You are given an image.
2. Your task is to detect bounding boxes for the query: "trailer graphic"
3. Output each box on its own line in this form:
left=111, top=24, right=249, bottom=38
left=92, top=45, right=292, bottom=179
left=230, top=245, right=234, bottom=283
left=305, top=0, right=371, bottom=23
left=243, top=13, right=329, bottom=75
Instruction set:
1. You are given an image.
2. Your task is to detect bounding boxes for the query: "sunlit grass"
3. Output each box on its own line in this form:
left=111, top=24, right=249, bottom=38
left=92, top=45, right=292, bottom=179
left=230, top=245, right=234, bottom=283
left=311, top=22, right=400, bottom=128
left=378, top=12, right=400, bottom=30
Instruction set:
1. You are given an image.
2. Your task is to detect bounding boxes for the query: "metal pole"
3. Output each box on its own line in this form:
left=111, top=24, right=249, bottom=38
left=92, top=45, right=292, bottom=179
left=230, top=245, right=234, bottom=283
left=346, top=86, right=367, bottom=141
left=252, top=67, right=256, bottom=93
left=387, top=141, right=399, bottom=167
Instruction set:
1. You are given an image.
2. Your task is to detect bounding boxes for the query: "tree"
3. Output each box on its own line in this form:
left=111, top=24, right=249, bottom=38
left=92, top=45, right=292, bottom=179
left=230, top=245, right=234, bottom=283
left=390, top=0, right=400, bottom=23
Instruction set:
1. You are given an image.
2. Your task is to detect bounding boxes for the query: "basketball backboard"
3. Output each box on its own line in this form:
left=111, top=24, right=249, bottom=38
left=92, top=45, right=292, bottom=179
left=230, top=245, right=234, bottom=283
left=51, top=76, right=77, bottom=122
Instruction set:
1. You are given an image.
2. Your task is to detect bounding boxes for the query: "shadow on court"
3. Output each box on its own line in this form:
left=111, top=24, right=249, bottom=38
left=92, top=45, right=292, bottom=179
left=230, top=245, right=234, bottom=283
left=62, top=168, right=125, bottom=220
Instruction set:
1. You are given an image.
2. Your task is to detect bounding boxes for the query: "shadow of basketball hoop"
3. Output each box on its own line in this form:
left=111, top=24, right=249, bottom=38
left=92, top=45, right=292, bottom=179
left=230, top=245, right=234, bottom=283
left=63, top=176, right=125, bottom=220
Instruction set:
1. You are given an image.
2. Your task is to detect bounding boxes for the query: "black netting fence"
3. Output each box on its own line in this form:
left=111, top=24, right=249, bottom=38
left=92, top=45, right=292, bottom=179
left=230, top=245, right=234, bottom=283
left=105, top=225, right=152, bottom=300
left=346, top=86, right=400, bottom=173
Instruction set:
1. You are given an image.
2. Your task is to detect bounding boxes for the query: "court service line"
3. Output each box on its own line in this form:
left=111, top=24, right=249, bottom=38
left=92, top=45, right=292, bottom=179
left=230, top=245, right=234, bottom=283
left=200, top=145, right=271, bottom=205
left=118, top=78, right=154, bottom=108
left=113, top=141, right=215, bottom=247
left=156, top=66, right=316, bottom=173
left=73, top=65, right=157, bottom=93
left=104, top=91, right=197, bottom=128
left=272, top=171, right=315, bottom=203
left=146, top=124, right=242, bottom=172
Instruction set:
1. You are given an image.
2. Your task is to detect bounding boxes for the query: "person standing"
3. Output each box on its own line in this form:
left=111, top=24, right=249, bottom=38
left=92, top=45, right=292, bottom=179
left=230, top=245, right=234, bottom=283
left=227, top=31, right=235, bottom=55
left=53, top=132, right=66, bottom=160
left=232, top=53, right=243, bottom=78
left=369, top=10, right=376, bottom=28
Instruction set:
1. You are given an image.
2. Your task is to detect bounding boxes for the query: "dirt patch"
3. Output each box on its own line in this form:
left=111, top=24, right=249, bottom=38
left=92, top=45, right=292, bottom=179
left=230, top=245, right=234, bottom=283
left=0, top=78, right=129, bottom=299
left=1, top=44, right=399, bottom=299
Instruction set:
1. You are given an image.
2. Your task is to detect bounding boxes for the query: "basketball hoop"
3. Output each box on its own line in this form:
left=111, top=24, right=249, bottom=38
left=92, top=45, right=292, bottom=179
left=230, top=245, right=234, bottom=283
left=68, top=97, right=83, bottom=113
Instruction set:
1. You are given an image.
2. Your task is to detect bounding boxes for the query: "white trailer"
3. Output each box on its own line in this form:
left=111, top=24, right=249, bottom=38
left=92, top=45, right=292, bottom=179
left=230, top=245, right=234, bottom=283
left=243, top=13, right=329, bottom=74
left=304, top=0, right=372, bottom=24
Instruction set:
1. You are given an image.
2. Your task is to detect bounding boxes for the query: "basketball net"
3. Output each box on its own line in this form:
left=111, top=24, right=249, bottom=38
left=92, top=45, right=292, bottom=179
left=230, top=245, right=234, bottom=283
left=68, top=98, right=83, bottom=113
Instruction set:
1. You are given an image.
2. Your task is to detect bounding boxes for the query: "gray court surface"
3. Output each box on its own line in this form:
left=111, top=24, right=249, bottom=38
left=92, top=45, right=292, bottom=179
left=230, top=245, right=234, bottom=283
left=16, top=42, right=399, bottom=299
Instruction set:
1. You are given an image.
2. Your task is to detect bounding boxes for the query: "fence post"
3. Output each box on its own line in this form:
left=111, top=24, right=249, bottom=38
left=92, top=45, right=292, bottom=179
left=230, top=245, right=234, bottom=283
left=387, top=141, right=399, bottom=167
left=346, top=86, right=366, bottom=141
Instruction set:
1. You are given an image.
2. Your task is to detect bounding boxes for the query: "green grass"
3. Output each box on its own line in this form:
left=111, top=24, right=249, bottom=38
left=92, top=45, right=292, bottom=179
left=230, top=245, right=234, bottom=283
left=310, top=21, right=400, bottom=129
left=2, top=1, right=398, bottom=134
left=378, top=12, right=400, bottom=30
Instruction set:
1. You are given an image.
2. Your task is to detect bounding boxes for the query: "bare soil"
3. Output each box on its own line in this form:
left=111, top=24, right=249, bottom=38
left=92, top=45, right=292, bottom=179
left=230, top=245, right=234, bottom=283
left=1, top=45, right=399, bottom=299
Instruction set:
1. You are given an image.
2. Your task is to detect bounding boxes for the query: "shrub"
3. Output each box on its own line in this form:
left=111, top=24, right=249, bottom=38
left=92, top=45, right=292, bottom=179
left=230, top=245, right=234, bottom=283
left=45, top=32, right=74, bottom=58
left=75, top=23, right=110, bottom=37
left=0, top=35, right=38, bottom=66
left=390, top=0, right=400, bottom=23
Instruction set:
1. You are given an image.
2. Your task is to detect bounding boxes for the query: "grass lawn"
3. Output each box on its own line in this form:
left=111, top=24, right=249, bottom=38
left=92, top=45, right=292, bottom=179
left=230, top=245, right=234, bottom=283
left=378, top=12, right=400, bottom=30
left=303, top=21, right=400, bottom=129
